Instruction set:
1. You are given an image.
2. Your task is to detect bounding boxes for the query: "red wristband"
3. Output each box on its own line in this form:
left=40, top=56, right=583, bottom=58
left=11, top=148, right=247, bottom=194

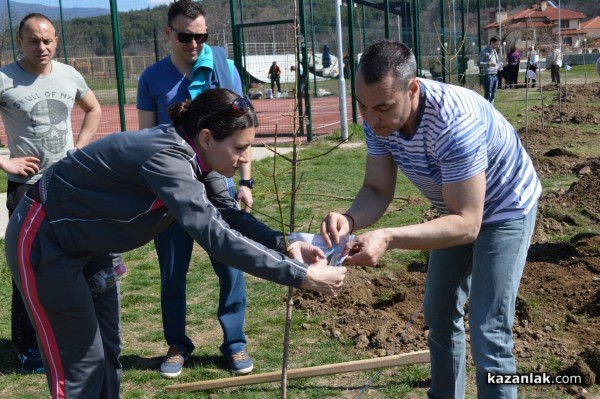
left=342, top=213, right=355, bottom=234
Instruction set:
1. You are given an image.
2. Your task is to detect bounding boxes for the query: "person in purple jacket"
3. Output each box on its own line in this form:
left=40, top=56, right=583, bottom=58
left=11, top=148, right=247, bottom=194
left=505, top=46, right=521, bottom=89
left=5, top=88, right=347, bottom=399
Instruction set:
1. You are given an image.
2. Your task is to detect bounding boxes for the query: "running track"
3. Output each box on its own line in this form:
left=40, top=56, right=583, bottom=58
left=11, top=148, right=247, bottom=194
left=0, top=96, right=358, bottom=147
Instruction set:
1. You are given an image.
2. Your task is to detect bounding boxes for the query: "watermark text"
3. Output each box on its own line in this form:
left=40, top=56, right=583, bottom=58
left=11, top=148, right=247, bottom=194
left=487, top=373, right=582, bottom=385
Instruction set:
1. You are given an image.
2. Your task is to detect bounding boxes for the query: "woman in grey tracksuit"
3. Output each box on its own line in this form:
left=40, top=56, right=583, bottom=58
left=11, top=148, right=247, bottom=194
left=5, top=88, right=346, bottom=399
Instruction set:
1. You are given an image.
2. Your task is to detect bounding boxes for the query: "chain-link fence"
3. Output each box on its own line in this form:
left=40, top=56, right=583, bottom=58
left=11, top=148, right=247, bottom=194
left=1, top=0, right=488, bottom=143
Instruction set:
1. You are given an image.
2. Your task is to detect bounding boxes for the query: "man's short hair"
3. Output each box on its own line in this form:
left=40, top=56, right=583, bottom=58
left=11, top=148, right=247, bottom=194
left=18, top=13, right=54, bottom=38
left=167, top=0, right=206, bottom=26
left=357, top=39, right=416, bottom=90
left=490, top=36, right=500, bottom=44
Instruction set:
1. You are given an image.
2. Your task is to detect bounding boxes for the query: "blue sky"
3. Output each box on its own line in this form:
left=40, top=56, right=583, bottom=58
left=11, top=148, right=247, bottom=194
left=12, top=0, right=171, bottom=12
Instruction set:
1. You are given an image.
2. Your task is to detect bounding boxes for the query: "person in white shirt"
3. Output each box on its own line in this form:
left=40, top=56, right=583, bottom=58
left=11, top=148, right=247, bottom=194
left=550, top=46, right=562, bottom=84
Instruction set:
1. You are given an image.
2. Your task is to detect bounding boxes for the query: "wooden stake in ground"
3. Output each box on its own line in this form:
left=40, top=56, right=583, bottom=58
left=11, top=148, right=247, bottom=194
left=165, top=350, right=430, bottom=393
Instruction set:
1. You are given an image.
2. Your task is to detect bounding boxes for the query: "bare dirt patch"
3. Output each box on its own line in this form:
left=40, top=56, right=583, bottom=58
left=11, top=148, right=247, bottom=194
left=293, top=82, right=600, bottom=397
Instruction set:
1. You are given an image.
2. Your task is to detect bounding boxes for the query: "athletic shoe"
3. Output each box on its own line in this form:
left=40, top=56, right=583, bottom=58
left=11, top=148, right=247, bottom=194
left=159, top=346, right=188, bottom=378
left=229, top=350, right=254, bottom=376
left=18, top=348, right=44, bottom=374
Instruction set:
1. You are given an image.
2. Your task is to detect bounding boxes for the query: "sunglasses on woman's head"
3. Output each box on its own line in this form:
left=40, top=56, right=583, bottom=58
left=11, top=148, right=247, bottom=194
left=229, top=97, right=254, bottom=116
left=169, top=26, right=208, bottom=44
left=200, top=97, right=254, bottom=133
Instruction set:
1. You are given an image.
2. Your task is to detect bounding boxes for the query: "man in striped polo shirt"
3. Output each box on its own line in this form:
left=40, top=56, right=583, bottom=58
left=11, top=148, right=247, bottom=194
left=321, top=40, right=541, bottom=399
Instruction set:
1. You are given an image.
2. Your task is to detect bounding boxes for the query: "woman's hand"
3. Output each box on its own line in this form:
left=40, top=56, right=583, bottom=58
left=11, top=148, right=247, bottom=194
left=287, top=241, right=325, bottom=264
left=300, top=258, right=346, bottom=296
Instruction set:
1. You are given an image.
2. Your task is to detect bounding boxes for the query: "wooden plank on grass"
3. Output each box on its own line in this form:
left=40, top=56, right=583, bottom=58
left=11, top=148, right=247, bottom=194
left=166, top=349, right=430, bottom=392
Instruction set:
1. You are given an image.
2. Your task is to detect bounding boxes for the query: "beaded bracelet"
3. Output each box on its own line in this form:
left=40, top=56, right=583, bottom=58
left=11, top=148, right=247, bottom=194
left=342, top=213, right=355, bottom=234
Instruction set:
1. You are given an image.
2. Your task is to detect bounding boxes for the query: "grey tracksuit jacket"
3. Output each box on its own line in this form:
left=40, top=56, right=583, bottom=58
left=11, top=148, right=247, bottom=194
left=5, top=123, right=309, bottom=399
left=37, top=124, right=307, bottom=287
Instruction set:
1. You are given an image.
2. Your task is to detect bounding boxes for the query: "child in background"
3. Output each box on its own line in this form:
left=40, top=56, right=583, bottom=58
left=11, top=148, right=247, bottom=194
left=526, top=68, right=537, bottom=88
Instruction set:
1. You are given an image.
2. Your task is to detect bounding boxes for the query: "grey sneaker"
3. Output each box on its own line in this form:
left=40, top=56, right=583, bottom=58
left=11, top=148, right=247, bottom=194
left=229, top=350, right=254, bottom=376
left=159, top=346, right=188, bottom=378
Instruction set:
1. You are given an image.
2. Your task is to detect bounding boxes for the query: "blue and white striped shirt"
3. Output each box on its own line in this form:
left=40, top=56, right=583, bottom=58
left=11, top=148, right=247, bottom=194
left=365, top=79, right=541, bottom=224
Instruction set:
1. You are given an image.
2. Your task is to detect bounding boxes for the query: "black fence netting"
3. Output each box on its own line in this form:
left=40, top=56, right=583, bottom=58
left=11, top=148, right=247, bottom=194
left=1, top=0, right=486, bottom=141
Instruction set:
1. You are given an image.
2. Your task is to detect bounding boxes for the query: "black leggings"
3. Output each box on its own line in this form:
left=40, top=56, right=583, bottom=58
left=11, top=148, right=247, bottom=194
left=551, top=64, right=561, bottom=84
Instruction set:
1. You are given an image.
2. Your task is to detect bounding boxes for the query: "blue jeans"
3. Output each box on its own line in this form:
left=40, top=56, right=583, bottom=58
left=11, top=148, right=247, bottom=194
left=483, top=74, right=498, bottom=104
left=226, top=177, right=237, bottom=199
left=424, top=206, right=537, bottom=399
left=155, top=177, right=247, bottom=357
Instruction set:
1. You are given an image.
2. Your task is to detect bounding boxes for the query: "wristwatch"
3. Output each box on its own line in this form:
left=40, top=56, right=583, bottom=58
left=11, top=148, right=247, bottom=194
left=239, top=178, right=255, bottom=189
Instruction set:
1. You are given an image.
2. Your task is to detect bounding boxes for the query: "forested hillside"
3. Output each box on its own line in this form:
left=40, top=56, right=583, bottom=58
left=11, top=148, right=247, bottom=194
left=3, top=0, right=599, bottom=58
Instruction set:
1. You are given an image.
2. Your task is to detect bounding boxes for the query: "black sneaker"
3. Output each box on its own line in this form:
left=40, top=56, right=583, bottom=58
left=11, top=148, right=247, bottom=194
left=18, top=348, right=44, bottom=374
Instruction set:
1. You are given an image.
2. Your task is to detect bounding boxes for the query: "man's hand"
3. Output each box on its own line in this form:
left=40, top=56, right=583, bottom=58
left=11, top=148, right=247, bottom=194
left=320, top=212, right=352, bottom=248
left=236, top=185, right=253, bottom=213
left=287, top=241, right=326, bottom=264
left=300, top=258, right=346, bottom=295
left=0, top=156, right=40, bottom=177
left=343, top=229, right=389, bottom=267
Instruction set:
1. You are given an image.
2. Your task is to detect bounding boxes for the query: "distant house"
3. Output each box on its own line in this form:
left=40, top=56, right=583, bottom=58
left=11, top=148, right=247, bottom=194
left=483, top=1, right=587, bottom=51
left=581, top=16, right=600, bottom=46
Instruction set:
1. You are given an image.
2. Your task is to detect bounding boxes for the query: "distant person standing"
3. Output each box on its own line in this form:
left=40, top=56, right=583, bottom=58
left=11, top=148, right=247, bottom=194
left=526, top=68, right=537, bottom=89
left=290, top=64, right=306, bottom=94
left=477, top=36, right=500, bottom=104
left=506, top=45, right=520, bottom=89
left=267, top=61, right=282, bottom=96
left=0, top=13, right=109, bottom=375
left=322, top=44, right=332, bottom=69
left=550, top=46, right=562, bottom=84
left=343, top=54, right=351, bottom=78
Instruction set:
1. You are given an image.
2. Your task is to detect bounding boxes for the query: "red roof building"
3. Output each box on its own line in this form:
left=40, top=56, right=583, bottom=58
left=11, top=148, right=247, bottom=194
left=581, top=16, right=600, bottom=41
left=483, top=1, right=588, bottom=51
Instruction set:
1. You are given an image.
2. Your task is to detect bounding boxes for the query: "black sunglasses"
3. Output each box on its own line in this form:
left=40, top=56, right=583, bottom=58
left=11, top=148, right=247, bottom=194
left=168, top=26, right=208, bottom=44
left=229, top=97, right=254, bottom=116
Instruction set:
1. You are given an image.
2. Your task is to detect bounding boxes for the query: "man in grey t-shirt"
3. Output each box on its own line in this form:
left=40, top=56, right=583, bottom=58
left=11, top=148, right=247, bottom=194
left=0, top=13, right=102, bottom=374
